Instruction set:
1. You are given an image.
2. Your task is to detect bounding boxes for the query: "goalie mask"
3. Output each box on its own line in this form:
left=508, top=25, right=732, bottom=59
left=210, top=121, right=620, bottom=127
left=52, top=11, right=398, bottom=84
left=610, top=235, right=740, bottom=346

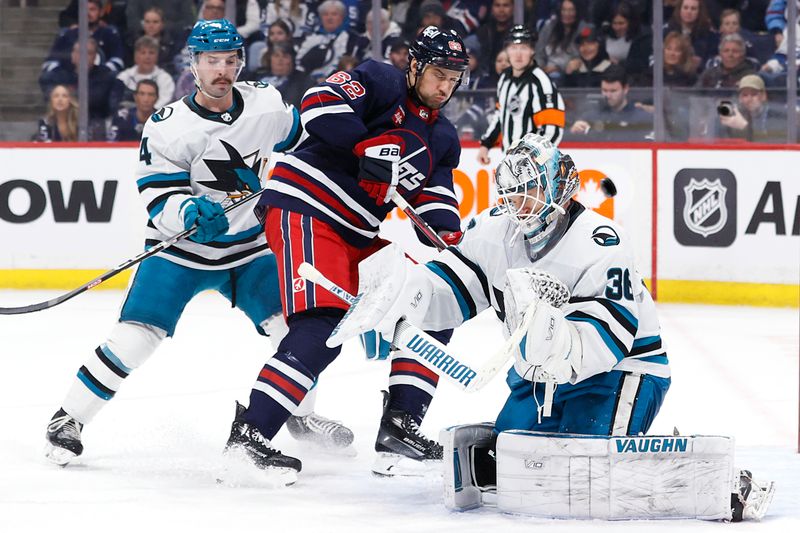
left=187, top=19, right=245, bottom=100
left=495, top=133, right=579, bottom=253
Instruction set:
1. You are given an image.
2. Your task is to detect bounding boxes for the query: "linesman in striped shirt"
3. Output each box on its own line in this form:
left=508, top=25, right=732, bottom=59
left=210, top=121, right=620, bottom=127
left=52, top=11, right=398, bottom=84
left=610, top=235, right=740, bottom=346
left=478, top=25, right=565, bottom=165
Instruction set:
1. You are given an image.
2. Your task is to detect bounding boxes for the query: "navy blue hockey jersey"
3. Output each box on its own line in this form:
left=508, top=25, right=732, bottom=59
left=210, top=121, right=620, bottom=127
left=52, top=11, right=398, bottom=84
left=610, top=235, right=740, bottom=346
left=259, top=59, right=462, bottom=248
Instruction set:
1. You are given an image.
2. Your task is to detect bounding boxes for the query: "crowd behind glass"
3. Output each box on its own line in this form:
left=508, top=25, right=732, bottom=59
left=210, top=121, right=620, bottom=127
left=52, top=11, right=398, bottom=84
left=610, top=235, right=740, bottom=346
left=31, top=0, right=800, bottom=144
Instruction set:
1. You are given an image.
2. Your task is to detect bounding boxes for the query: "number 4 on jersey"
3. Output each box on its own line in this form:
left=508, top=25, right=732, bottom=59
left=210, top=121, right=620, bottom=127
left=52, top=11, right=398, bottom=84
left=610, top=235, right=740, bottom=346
left=139, top=137, right=152, bottom=165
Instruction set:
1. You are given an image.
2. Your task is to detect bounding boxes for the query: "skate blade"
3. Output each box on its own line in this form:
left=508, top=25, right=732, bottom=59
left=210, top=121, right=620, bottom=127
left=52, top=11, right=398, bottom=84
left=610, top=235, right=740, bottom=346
left=218, top=447, right=298, bottom=488
left=43, top=443, right=78, bottom=466
left=371, top=452, right=442, bottom=477
left=743, top=481, right=776, bottom=521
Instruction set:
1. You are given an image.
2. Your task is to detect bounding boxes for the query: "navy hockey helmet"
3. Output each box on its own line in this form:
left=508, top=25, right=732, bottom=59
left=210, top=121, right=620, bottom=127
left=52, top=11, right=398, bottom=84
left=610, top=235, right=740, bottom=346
left=504, top=24, right=537, bottom=48
left=409, top=26, right=470, bottom=84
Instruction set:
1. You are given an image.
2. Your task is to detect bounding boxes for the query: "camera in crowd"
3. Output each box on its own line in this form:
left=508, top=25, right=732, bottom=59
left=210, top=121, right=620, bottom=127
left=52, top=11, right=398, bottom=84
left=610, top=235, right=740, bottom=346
left=717, top=100, right=736, bottom=117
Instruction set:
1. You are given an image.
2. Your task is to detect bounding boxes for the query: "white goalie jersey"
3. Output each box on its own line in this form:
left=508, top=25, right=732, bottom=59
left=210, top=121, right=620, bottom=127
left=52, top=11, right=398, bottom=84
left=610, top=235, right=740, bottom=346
left=135, top=81, right=302, bottom=270
left=420, top=203, right=669, bottom=384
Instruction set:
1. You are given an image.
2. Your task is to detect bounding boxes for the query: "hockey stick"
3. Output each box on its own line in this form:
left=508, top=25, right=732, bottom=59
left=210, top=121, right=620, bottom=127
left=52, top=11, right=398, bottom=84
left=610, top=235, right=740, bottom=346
left=297, top=262, right=480, bottom=392
left=391, top=193, right=448, bottom=251
left=0, top=189, right=267, bottom=315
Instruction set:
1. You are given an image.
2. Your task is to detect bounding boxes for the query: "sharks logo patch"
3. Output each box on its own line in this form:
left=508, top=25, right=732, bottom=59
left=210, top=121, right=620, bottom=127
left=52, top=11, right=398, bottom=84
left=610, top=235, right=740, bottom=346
left=591, top=225, right=620, bottom=246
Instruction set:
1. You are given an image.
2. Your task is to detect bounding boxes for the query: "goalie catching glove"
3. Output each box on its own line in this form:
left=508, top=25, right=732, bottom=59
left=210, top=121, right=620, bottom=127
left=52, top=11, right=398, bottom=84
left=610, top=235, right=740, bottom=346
left=503, top=268, right=581, bottom=384
left=180, top=196, right=229, bottom=243
left=353, top=134, right=402, bottom=205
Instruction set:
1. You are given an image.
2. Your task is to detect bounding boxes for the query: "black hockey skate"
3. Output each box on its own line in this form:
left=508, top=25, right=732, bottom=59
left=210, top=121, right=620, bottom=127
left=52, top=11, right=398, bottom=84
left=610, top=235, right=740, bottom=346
left=372, top=391, right=443, bottom=476
left=730, top=469, right=776, bottom=521
left=286, top=412, right=355, bottom=453
left=222, top=402, right=302, bottom=486
left=44, top=408, right=83, bottom=466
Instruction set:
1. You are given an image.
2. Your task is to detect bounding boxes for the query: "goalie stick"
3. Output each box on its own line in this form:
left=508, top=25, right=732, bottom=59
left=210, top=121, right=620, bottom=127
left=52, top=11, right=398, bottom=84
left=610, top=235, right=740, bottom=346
left=0, top=188, right=267, bottom=315
left=297, top=262, right=569, bottom=392
left=297, top=262, right=480, bottom=391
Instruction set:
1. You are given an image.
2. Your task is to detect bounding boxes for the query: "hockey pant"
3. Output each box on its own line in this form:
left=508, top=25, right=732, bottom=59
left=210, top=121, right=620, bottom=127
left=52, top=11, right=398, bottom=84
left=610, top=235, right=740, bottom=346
left=495, top=367, right=671, bottom=435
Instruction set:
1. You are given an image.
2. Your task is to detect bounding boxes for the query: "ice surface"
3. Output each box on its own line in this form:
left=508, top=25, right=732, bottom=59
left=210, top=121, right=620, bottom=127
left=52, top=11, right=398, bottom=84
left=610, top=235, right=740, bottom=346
left=0, top=290, right=797, bottom=532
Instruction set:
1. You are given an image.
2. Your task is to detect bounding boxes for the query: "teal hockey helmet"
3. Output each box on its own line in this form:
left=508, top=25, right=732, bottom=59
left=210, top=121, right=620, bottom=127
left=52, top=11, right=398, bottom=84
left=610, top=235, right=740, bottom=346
left=187, top=19, right=244, bottom=55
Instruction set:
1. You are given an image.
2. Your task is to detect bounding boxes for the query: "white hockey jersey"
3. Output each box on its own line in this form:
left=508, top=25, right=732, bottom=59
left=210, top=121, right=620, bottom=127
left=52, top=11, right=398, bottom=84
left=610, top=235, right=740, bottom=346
left=135, top=81, right=302, bottom=270
left=419, top=203, right=669, bottom=384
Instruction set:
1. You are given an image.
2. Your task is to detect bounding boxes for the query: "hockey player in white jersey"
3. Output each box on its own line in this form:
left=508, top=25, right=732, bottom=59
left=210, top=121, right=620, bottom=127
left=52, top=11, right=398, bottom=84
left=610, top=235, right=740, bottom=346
left=44, top=19, right=353, bottom=466
left=331, top=133, right=774, bottom=520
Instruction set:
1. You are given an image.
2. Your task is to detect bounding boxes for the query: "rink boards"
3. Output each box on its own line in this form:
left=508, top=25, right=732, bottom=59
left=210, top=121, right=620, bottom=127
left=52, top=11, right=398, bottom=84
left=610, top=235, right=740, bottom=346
left=0, top=142, right=797, bottom=307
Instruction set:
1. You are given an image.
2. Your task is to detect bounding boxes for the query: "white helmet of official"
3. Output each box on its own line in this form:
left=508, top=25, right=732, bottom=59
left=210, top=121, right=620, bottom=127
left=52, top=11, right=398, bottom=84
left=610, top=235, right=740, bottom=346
left=495, top=133, right=579, bottom=252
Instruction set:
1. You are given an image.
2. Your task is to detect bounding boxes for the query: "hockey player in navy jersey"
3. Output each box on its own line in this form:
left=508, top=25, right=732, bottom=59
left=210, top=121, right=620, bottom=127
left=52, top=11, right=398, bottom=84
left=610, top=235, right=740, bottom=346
left=44, top=20, right=354, bottom=465
left=224, top=26, right=470, bottom=482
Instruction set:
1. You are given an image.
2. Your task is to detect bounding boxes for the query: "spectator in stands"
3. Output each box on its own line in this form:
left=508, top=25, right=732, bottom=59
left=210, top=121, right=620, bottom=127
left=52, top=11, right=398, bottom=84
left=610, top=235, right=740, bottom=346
left=414, top=0, right=463, bottom=36
left=493, top=47, right=511, bottom=83
left=248, top=18, right=294, bottom=75
left=399, top=0, right=468, bottom=40
left=766, top=0, right=800, bottom=47
left=633, top=31, right=698, bottom=87
left=568, top=65, right=652, bottom=141
left=128, top=7, right=182, bottom=76
left=760, top=17, right=800, bottom=85
left=536, top=0, right=588, bottom=81
left=388, top=38, right=411, bottom=71
left=590, top=0, right=648, bottom=29
left=249, top=43, right=313, bottom=108
left=295, top=0, right=368, bottom=82
left=365, top=8, right=403, bottom=59
left=39, top=38, right=116, bottom=140
left=697, top=33, right=756, bottom=89
left=112, top=36, right=175, bottom=110
left=59, top=0, right=128, bottom=38
left=126, top=1, right=195, bottom=37
left=43, top=0, right=125, bottom=74
left=602, top=1, right=642, bottom=64
left=563, top=25, right=612, bottom=87
left=262, top=0, right=312, bottom=41
left=476, top=0, right=515, bottom=71
left=663, top=0, right=718, bottom=70
left=717, top=74, right=786, bottom=142
left=34, top=84, right=79, bottom=143
left=107, top=79, right=158, bottom=142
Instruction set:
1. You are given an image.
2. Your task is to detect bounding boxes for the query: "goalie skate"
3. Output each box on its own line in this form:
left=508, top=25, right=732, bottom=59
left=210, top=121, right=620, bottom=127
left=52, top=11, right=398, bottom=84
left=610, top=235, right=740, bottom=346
left=286, top=413, right=356, bottom=456
left=731, top=470, right=776, bottom=522
left=221, top=402, right=301, bottom=487
left=372, top=392, right=443, bottom=477
left=44, top=408, right=83, bottom=466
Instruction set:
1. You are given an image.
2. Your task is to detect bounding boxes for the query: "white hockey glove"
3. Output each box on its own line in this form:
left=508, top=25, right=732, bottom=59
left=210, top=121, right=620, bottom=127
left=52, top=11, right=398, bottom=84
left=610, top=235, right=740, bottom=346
left=326, top=243, right=433, bottom=348
left=513, top=299, right=582, bottom=384
left=502, top=267, right=579, bottom=384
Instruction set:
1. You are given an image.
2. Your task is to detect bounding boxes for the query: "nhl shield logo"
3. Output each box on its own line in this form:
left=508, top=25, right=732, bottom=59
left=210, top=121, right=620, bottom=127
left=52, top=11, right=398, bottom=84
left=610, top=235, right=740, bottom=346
left=682, top=178, right=727, bottom=237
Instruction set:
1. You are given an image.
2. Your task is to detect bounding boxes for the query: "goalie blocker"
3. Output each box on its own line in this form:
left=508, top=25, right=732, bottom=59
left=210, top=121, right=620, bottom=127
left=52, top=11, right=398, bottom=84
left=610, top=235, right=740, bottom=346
left=442, top=425, right=775, bottom=522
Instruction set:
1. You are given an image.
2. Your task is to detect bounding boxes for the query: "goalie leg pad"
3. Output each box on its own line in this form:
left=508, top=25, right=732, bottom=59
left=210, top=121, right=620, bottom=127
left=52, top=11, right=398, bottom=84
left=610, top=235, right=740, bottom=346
left=496, top=431, right=737, bottom=521
left=441, top=423, right=497, bottom=511
left=62, top=321, right=166, bottom=424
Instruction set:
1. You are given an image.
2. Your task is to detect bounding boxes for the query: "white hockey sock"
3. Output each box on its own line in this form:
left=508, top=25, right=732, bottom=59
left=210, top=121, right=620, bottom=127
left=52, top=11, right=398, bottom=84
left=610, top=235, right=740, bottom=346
left=62, top=321, right=165, bottom=424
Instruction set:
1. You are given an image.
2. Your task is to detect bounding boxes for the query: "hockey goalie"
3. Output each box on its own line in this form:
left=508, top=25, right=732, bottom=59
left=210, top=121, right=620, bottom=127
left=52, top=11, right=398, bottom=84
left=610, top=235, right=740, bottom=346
left=326, top=133, right=775, bottom=521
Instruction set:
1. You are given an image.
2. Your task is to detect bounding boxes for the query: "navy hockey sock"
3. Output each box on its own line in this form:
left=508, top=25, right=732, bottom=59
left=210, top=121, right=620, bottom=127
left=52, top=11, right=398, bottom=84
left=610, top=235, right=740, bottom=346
left=387, top=329, right=452, bottom=424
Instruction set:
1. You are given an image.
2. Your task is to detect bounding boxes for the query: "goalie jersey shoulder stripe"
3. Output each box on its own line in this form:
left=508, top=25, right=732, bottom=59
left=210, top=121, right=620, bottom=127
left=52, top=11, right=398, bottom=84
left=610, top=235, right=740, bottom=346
left=135, top=82, right=301, bottom=270
left=420, top=204, right=670, bottom=380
